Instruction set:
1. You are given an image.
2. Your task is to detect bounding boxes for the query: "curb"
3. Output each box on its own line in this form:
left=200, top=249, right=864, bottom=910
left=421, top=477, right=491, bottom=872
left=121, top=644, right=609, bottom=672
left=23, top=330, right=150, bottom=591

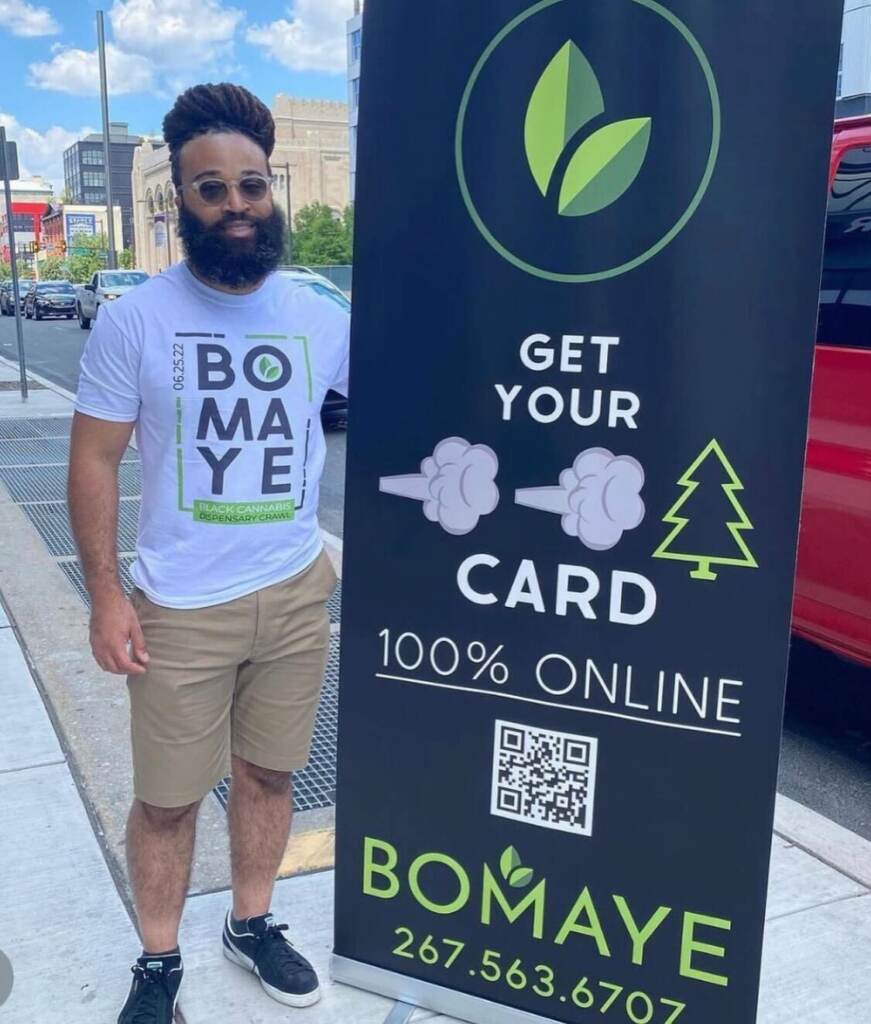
left=0, top=353, right=77, bottom=403
left=775, top=793, right=871, bottom=889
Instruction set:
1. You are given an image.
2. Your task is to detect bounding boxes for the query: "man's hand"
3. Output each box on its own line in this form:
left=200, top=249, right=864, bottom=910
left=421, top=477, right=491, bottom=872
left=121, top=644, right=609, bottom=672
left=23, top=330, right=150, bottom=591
left=90, top=587, right=150, bottom=675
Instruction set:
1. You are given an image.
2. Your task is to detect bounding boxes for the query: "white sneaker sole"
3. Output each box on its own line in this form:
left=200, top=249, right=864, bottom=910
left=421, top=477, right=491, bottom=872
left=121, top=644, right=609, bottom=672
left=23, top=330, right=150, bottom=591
left=223, top=939, right=322, bottom=1008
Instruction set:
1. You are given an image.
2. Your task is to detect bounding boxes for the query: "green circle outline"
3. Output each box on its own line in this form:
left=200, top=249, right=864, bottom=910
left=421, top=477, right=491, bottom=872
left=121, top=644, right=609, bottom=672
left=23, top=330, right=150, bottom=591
left=454, top=0, right=722, bottom=283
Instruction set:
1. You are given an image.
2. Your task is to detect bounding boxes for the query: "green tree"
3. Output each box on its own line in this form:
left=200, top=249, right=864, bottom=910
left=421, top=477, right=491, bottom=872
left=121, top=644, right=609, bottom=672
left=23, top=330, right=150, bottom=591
left=653, top=439, right=758, bottom=581
left=66, top=232, right=107, bottom=283
left=0, top=259, right=10, bottom=280
left=40, top=256, right=68, bottom=280
left=292, top=203, right=351, bottom=266
left=119, top=248, right=134, bottom=269
left=342, top=203, right=354, bottom=256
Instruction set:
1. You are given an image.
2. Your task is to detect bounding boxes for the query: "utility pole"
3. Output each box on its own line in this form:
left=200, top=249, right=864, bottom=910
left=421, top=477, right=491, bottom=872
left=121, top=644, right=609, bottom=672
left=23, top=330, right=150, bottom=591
left=96, top=10, right=117, bottom=270
left=284, top=162, right=293, bottom=263
left=0, top=126, right=28, bottom=399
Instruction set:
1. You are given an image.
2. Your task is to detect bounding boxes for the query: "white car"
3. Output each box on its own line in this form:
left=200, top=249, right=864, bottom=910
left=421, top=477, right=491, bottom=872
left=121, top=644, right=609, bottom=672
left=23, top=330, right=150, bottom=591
left=77, top=269, right=149, bottom=329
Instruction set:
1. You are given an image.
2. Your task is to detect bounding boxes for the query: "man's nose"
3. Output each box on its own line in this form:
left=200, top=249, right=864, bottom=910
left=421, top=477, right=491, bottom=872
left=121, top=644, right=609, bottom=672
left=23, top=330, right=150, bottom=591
left=223, top=183, right=251, bottom=214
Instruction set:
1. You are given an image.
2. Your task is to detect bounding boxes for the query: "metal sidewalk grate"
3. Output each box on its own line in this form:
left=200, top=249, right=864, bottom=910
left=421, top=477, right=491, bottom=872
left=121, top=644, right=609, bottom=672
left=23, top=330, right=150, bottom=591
left=0, top=416, right=73, bottom=440
left=0, top=437, right=81, bottom=466
left=0, top=460, right=141, bottom=503
left=22, top=498, right=140, bottom=558
left=0, top=436, right=138, bottom=468
left=60, top=555, right=137, bottom=604
left=213, top=633, right=341, bottom=814
left=327, top=580, right=342, bottom=624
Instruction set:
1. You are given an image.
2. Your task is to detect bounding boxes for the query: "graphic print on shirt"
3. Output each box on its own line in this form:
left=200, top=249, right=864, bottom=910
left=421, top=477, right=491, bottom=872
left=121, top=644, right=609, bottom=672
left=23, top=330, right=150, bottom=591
left=172, top=330, right=314, bottom=525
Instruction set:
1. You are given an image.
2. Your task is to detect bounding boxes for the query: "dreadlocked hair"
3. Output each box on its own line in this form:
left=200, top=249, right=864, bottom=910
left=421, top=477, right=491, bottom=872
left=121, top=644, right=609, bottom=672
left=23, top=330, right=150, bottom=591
left=163, top=83, right=275, bottom=187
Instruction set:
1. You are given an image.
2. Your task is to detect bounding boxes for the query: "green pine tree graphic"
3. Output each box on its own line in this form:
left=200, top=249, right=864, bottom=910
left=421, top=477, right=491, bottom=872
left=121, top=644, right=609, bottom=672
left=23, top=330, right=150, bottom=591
left=653, top=440, right=758, bottom=581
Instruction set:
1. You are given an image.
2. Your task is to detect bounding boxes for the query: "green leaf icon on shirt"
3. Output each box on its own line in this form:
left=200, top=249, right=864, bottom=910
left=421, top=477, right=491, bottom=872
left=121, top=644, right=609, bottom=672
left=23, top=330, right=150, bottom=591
left=524, top=41, right=652, bottom=217
left=258, top=356, right=281, bottom=381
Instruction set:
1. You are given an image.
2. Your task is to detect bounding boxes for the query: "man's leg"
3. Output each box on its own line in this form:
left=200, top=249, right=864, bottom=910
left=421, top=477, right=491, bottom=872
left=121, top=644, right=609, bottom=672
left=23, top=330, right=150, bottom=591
left=126, top=798, right=201, bottom=953
left=228, top=753, right=292, bottom=919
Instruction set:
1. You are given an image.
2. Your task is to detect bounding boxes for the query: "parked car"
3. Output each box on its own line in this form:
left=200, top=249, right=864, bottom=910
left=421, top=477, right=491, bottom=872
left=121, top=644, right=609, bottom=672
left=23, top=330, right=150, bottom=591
left=0, top=278, right=30, bottom=315
left=793, top=116, right=871, bottom=669
left=24, top=280, right=77, bottom=320
left=277, top=266, right=350, bottom=429
left=77, top=269, right=149, bottom=329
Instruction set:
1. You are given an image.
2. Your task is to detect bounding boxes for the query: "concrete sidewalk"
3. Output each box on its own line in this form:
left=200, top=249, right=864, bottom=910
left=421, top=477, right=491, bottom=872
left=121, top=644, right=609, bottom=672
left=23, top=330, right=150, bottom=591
left=1, top=358, right=871, bottom=1023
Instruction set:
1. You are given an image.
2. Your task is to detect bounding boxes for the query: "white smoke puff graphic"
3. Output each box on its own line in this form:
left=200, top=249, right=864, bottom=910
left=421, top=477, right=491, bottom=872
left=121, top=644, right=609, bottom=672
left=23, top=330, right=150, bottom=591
left=515, top=447, right=645, bottom=551
left=379, top=437, right=500, bottom=535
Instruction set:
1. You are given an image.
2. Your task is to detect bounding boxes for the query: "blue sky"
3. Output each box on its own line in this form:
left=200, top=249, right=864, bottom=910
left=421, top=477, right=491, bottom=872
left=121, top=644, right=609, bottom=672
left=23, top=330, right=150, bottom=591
left=0, top=0, right=353, bottom=190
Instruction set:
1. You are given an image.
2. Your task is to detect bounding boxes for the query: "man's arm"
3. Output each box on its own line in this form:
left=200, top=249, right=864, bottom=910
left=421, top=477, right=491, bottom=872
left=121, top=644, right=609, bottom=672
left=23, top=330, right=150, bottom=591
left=68, top=411, right=149, bottom=675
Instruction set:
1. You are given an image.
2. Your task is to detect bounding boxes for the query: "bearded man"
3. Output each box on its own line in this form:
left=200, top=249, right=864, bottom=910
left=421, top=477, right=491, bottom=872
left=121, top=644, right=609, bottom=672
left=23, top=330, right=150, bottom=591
left=68, top=82, right=349, bottom=1024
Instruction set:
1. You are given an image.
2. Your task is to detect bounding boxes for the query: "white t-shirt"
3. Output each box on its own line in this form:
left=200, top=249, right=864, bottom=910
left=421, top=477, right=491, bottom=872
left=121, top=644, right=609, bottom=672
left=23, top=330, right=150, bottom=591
left=75, top=262, right=349, bottom=609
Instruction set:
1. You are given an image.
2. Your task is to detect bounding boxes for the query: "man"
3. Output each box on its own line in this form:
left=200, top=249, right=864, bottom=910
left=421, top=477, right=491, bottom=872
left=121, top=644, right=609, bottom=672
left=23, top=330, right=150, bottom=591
left=68, top=83, right=349, bottom=1024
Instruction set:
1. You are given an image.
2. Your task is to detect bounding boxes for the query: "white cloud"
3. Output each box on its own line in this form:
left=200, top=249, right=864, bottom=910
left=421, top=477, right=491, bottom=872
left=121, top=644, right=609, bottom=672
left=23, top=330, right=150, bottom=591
left=28, top=43, right=155, bottom=96
left=0, top=111, right=97, bottom=194
left=246, top=0, right=353, bottom=74
left=0, top=0, right=60, bottom=37
left=109, top=0, right=244, bottom=70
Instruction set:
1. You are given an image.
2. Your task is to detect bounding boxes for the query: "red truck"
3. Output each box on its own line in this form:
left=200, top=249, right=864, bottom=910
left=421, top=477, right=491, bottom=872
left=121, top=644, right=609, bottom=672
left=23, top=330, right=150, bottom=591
left=793, top=116, right=871, bottom=668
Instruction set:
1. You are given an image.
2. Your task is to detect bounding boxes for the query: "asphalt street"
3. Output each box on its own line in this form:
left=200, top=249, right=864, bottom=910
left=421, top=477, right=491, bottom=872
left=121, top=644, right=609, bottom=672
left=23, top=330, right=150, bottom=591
left=2, top=312, right=871, bottom=838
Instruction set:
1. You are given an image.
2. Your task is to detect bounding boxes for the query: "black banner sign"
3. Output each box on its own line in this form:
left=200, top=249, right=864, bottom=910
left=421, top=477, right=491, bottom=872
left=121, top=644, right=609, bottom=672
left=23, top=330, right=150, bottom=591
left=333, top=2, right=842, bottom=1022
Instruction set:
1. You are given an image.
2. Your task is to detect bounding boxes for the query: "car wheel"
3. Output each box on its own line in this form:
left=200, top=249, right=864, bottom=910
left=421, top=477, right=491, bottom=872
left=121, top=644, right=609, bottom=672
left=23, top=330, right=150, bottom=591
left=34, top=305, right=42, bottom=321
left=77, top=304, right=91, bottom=330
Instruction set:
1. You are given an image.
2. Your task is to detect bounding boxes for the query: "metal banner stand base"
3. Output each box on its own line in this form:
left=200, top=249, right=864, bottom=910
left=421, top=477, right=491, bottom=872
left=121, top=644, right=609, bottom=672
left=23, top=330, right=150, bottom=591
left=331, top=956, right=563, bottom=1024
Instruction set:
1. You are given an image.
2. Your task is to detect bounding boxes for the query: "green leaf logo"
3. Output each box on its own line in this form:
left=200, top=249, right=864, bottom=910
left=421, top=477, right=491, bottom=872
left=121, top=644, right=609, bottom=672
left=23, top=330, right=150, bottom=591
left=258, top=356, right=281, bottom=382
left=499, top=846, right=535, bottom=888
left=509, top=867, right=535, bottom=888
left=500, top=845, right=521, bottom=879
left=559, top=117, right=652, bottom=216
left=524, top=41, right=652, bottom=217
left=524, top=41, right=604, bottom=196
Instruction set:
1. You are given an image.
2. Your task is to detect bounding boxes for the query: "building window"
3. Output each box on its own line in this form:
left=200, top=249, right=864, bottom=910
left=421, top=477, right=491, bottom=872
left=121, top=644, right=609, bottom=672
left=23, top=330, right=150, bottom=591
left=83, top=171, right=105, bottom=186
left=84, top=191, right=104, bottom=203
left=352, top=77, right=360, bottom=111
left=351, top=28, right=362, bottom=63
left=82, top=149, right=104, bottom=166
left=11, top=213, right=34, bottom=233
left=838, top=42, right=844, bottom=98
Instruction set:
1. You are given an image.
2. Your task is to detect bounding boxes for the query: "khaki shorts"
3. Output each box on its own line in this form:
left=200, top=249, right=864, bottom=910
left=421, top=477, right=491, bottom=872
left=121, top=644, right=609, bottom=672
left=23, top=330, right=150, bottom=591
left=127, top=550, right=336, bottom=808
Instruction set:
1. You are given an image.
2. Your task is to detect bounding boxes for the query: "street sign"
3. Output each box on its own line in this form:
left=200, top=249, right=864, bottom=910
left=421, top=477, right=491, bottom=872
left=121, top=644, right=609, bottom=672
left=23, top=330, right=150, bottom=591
left=333, top=1, right=842, bottom=1023
left=65, top=212, right=97, bottom=239
left=0, top=141, right=18, bottom=181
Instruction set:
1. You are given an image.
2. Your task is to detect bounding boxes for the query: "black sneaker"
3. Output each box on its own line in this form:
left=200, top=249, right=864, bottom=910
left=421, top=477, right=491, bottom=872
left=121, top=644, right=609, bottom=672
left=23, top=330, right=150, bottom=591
left=117, top=953, right=183, bottom=1023
left=222, top=911, right=320, bottom=1007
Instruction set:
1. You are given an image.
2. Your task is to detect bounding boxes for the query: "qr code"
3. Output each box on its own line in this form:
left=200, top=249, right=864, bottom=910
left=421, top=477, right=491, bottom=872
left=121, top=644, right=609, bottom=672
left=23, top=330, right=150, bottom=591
left=491, top=720, right=599, bottom=837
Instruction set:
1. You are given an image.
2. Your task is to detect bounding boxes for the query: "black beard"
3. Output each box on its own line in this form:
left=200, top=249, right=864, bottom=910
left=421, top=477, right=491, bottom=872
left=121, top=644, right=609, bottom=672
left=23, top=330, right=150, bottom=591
left=177, top=203, right=285, bottom=288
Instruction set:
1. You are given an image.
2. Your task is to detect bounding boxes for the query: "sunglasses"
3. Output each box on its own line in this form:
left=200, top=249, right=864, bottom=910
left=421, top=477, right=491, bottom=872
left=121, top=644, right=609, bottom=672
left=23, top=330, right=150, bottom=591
left=182, top=174, right=274, bottom=206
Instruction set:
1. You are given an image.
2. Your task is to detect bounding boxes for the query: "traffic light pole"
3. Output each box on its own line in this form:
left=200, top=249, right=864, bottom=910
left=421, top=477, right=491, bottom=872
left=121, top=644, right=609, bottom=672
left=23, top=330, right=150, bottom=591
left=0, top=125, right=28, bottom=400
